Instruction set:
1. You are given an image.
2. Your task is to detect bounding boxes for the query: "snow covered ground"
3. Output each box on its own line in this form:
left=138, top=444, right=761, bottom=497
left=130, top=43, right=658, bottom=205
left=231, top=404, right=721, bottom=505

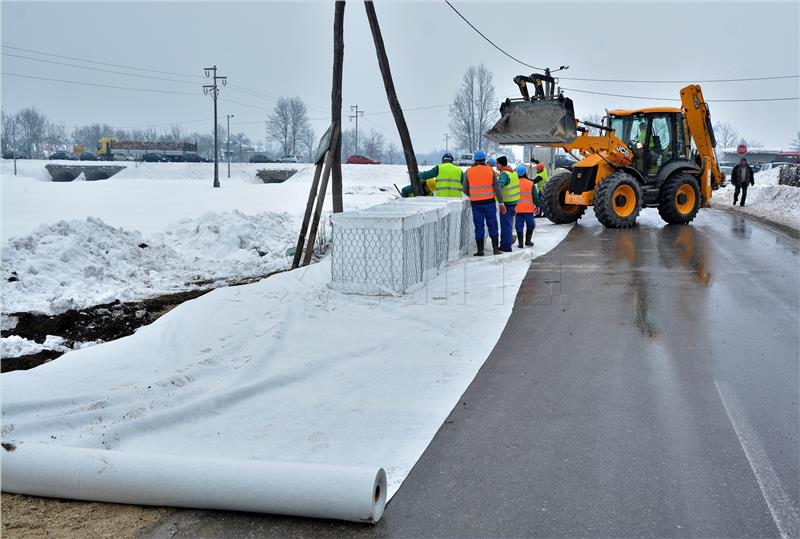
left=1, top=160, right=406, bottom=316
left=1, top=221, right=573, bottom=510
left=711, top=167, right=800, bottom=231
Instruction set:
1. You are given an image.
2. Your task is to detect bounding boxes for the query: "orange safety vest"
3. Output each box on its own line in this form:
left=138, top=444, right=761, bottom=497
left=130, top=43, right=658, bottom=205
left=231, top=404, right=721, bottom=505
left=516, top=177, right=536, bottom=213
left=466, top=164, right=495, bottom=202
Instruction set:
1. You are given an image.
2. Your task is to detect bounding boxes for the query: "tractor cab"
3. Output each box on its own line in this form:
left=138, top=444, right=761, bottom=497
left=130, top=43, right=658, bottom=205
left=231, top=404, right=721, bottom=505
left=607, top=108, right=690, bottom=181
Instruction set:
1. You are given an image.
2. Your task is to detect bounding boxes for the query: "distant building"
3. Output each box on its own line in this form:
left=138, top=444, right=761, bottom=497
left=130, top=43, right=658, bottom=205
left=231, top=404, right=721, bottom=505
left=718, top=147, right=799, bottom=165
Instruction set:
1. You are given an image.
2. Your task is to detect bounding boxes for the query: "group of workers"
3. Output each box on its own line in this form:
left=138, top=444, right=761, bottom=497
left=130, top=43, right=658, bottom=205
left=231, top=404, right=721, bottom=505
left=401, top=150, right=548, bottom=257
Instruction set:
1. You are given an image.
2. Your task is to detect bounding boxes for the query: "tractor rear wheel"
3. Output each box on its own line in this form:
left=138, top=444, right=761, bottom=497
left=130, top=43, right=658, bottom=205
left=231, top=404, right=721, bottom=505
left=658, top=173, right=701, bottom=224
left=593, top=171, right=642, bottom=228
left=543, top=170, right=586, bottom=224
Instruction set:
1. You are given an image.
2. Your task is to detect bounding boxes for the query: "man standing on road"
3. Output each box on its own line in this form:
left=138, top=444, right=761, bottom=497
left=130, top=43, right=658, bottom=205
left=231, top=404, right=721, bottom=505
left=464, top=150, right=505, bottom=256
left=731, top=157, right=755, bottom=206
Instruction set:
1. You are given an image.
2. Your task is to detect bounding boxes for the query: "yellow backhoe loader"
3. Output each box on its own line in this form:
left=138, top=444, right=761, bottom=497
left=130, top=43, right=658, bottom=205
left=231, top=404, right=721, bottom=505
left=486, top=72, right=726, bottom=228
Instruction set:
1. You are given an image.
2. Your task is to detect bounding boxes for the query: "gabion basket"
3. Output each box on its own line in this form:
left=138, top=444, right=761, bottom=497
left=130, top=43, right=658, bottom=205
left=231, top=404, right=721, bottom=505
left=330, top=197, right=474, bottom=295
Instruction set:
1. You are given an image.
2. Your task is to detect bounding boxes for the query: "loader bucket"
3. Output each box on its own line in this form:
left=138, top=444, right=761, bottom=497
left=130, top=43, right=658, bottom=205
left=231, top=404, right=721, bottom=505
left=486, top=97, right=578, bottom=145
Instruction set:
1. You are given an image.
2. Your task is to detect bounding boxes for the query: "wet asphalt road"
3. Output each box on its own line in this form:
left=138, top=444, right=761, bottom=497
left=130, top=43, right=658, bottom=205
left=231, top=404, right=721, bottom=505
left=143, top=208, right=799, bottom=538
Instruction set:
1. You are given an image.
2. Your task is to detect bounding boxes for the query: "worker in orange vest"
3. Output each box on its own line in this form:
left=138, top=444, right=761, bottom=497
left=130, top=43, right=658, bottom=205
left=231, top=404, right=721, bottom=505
left=463, top=150, right=506, bottom=256
left=514, top=164, right=540, bottom=247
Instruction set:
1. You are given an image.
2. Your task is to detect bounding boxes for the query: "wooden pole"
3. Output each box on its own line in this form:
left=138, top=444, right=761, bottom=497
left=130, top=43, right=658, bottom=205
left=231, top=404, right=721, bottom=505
left=363, top=1, right=423, bottom=197
left=303, top=127, right=341, bottom=267
left=292, top=159, right=325, bottom=269
left=331, top=0, right=345, bottom=213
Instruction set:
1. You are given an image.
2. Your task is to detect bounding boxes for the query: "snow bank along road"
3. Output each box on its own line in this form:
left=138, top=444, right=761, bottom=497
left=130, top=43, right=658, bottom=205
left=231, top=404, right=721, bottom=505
left=144, top=208, right=799, bottom=538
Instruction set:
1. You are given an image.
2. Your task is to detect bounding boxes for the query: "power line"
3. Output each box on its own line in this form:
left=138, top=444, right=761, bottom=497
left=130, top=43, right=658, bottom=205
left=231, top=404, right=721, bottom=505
left=0, top=44, right=204, bottom=80
left=561, top=87, right=800, bottom=102
left=1, top=51, right=201, bottom=86
left=560, top=74, right=800, bottom=83
left=2, top=43, right=330, bottom=113
left=443, top=0, right=547, bottom=72
left=2, top=45, right=203, bottom=79
left=1, top=72, right=199, bottom=95
left=440, top=5, right=796, bottom=85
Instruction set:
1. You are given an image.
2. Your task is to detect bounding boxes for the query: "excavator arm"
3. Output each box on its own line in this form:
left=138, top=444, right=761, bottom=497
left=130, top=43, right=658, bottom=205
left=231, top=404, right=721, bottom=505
left=680, top=84, right=726, bottom=205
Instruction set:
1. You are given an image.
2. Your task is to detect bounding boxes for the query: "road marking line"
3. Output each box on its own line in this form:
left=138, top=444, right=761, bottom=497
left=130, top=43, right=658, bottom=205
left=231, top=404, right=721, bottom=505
left=715, top=379, right=800, bottom=539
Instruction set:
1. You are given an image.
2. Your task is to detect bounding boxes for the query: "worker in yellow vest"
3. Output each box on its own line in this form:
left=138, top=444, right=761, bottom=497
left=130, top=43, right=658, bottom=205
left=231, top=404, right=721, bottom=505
left=417, top=152, right=464, bottom=197
left=531, top=160, right=548, bottom=217
left=399, top=177, right=438, bottom=197
left=495, top=155, right=520, bottom=252
left=515, top=164, right=540, bottom=248
left=463, top=150, right=505, bottom=256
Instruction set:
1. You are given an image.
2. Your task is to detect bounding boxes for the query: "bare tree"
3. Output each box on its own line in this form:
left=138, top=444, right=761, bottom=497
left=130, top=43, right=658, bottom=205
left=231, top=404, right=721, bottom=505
left=170, top=123, right=184, bottom=142
left=386, top=141, right=398, bottom=164
left=449, top=65, right=498, bottom=153
left=300, top=126, right=315, bottom=163
left=266, top=96, right=311, bottom=157
left=361, top=128, right=385, bottom=160
left=790, top=131, right=800, bottom=152
left=16, top=107, right=48, bottom=158
left=71, top=123, right=115, bottom=151
left=341, top=127, right=357, bottom=161
left=582, top=112, right=606, bottom=136
left=1, top=109, right=15, bottom=154
left=713, top=121, right=739, bottom=149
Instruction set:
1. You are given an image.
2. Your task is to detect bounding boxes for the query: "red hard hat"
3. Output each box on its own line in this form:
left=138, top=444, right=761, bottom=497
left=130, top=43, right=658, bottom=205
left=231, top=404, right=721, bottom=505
left=536, top=162, right=544, bottom=172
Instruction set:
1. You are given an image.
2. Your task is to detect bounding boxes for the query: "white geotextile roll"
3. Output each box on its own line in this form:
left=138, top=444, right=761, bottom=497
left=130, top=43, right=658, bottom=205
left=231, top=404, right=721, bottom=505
left=1, top=444, right=387, bottom=523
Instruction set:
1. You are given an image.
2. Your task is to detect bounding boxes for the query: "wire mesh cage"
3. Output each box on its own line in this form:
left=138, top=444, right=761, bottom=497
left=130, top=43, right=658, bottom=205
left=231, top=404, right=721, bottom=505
left=330, top=197, right=474, bottom=295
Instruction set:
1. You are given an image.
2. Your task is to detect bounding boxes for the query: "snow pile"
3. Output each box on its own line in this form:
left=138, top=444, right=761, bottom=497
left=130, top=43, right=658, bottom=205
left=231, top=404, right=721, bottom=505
left=0, top=335, right=102, bottom=359
left=711, top=167, right=800, bottom=231
left=0, top=335, right=66, bottom=357
left=1, top=212, right=298, bottom=315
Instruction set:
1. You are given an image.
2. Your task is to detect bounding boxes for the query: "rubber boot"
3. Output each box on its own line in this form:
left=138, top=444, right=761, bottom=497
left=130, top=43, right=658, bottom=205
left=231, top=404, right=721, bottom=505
left=491, top=236, right=502, bottom=255
left=473, top=238, right=485, bottom=257
left=525, top=229, right=534, bottom=247
left=517, top=234, right=524, bottom=248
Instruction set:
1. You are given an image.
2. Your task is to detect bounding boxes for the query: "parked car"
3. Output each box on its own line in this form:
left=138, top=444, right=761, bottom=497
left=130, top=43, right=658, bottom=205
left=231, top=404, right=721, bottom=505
left=759, top=161, right=793, bottom=172
left=49, top=151, right=78, bottom=161
left=346, top=154, right=380, bottom=165
left=142, top=152, right=168, bottom=162
left=719, top=162, right=735, bottom=177
left=112, top=153, right=134, bottom=161
left=182, top=153, right=204, bottom=162
left=454, top=153, right=474, bottom=166
left=554, top=153, right=577, bottom=170
left=249, top=154, right=274, bottom=163
left=279, top=154, right=300, bottom=163
left=79, top=151, right=98, bottom=161
left=3, top=150, right=28, bottom=159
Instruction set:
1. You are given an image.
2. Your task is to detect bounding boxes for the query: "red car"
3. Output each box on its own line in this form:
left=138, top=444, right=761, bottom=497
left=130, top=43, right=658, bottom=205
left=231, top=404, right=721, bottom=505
left=346, top=154, right=380, bottom=165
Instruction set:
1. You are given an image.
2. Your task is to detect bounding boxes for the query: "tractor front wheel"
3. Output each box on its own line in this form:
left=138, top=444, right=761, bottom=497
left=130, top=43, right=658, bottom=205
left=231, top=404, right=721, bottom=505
left=543, top=170, right=587, bottom=224
left=658, top=173, right=701, bottom=225
left=593, top=171, right=642, bottom=228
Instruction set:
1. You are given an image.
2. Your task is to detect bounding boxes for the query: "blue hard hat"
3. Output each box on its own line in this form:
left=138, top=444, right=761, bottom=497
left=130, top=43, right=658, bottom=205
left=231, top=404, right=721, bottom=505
left=487, top=157, right=497, bottom=166
left=473, top=150, right=486, bottom=161
left=516, top=164, right=528, bottom=177
left=442, top=152, right=454, bottom=162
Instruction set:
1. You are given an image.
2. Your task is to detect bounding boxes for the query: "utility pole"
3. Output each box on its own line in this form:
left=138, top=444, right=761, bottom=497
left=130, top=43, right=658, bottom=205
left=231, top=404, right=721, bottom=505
left=364, top=1, right=422, bottom=196
left=331, top=0, right=345, bottom=214
left=203, top=65, right=226, bottom=188
left=443, top=133, right=449, bottom=153
left=349, top=104, right=364, bottom=154
left=12, top=121, right=17, bottom=176
left=227, top=113, right=234, bottom=178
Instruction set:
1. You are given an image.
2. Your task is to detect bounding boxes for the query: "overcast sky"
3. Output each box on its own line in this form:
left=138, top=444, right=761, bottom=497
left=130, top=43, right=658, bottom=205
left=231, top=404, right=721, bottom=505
left=2, top=1, right=798, bottom=152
